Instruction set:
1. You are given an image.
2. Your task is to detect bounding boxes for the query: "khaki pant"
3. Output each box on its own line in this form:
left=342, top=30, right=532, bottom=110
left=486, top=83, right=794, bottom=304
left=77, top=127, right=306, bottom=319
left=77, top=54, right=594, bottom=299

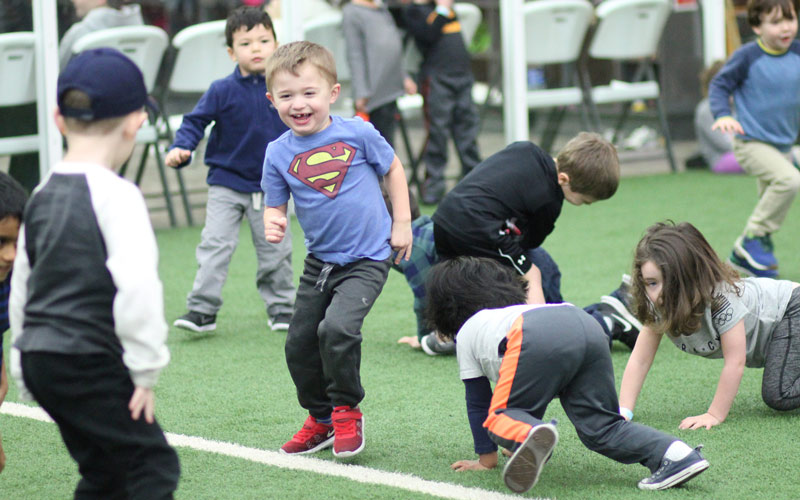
left=733, top=139, right=800, bottom=236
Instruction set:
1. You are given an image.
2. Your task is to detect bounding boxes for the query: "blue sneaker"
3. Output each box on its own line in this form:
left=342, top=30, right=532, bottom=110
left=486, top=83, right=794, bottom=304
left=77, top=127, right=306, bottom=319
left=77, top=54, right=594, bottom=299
left=502, top=423, right=559, bottom=493
left=734, top=235, right=778, bottom=271
left=638, top=445, right=709, bottom=490
left=729, top=251, right=778, bottom=279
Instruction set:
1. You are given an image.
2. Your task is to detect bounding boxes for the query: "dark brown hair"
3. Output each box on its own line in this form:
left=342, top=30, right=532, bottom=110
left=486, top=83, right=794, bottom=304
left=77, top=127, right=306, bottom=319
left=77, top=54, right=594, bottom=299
left=747, top=0, right=799, bottom=27
left=225, top=6, right=276, bottom=47
left=631, top=221, right=740, bottom=336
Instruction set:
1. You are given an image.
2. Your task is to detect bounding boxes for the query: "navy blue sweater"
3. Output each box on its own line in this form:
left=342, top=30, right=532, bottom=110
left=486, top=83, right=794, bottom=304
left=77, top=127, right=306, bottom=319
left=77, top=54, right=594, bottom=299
left=171, top=66, right=288, bottom=193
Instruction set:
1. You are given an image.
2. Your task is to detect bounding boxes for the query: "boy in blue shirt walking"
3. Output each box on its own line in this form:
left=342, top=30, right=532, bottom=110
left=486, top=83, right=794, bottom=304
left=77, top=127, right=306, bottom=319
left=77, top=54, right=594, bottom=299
left=262, top=41, right=412, bottom=458
left=710, top=0, right=800, bottom=278
left=167, top=6, right=295, bottom=333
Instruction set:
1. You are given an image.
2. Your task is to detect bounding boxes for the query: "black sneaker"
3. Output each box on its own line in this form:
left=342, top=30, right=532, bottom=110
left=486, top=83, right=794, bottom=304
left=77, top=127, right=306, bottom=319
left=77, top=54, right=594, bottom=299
left=173, top=311, right=217, bottom=332
left=595, top=301, right=640, bottom=350
left=269, top=313, right=292, bottom=332
left=638, top=445, right=709, bottom=490
left=502, top=422, right=559, bottom=494
left=420, top=332, right=456, bottom=356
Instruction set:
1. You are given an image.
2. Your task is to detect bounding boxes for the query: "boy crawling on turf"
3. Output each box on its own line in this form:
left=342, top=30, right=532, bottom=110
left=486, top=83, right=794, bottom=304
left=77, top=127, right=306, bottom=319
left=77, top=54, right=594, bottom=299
left=425, top=257, right=709, bottom=493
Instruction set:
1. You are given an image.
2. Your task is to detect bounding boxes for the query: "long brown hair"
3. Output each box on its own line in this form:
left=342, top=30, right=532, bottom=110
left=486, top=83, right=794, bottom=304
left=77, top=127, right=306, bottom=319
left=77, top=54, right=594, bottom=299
left=632, top=221, right=740, bottom=336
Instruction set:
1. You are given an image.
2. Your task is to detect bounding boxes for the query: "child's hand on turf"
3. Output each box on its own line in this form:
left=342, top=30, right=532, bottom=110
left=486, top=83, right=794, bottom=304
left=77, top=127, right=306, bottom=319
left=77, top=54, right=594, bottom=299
left=265, top=215, right=288, bottom=243
left=711, top=116, right=744, bottom=136
left=165, top=148, right=191, bottom=168
left=129, top=387, right=155, bottom=424
left=451, top=452, right=498, bottom=471
left=679, top=412, right=721, bottom=430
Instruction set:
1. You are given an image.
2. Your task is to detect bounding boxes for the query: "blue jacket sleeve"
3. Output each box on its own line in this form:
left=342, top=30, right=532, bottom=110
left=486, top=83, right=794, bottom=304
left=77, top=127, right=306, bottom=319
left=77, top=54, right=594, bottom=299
left=464, top=376, right=497, bottom=455
left=708, top=48, right=750, bottom=120
left=170, top=83, right=220, bottom=167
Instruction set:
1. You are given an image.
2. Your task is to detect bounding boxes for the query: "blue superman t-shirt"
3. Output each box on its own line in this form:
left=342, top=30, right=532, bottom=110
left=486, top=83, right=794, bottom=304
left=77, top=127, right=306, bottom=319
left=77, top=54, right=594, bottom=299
left=261, top=116, right=395, bottom=266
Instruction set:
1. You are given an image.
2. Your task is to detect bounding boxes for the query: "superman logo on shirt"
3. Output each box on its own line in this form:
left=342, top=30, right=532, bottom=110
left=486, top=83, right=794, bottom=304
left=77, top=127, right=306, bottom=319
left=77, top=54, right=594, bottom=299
left=289, top=142, right=355, bottom=199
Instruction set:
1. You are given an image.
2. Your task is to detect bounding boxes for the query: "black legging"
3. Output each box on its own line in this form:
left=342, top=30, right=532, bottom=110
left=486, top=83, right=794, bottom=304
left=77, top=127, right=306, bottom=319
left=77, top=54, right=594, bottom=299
left=762, top=286, right=800, bottom=410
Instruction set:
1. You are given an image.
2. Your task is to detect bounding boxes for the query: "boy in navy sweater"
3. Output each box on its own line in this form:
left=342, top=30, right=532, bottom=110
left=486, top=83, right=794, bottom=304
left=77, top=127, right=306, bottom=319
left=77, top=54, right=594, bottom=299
left=167, top=6, right=295, bottom=333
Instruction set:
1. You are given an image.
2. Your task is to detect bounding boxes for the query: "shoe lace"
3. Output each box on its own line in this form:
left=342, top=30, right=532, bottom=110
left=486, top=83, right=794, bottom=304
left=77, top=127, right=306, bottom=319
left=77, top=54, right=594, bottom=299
left=293, top=418, right=325, bottom=442
left=333, top=408, right=359, bottom=438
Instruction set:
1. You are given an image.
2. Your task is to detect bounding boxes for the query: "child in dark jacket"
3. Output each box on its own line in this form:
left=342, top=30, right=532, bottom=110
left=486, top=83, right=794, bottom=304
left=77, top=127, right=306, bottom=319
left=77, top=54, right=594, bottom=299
left=167, top=6, right=295, bottom=333
left=403, top=0, right=481, bottom=204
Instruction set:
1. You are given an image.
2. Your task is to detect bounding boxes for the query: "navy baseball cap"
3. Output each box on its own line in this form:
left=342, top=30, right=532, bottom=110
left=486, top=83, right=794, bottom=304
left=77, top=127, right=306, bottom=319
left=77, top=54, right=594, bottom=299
left=57, top=47, right=149, bottom=121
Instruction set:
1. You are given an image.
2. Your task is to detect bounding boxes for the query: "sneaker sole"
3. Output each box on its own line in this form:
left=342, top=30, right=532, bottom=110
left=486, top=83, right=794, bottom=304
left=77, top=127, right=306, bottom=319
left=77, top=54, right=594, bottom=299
left=728, top=256, right=778, bottom=279
left=279, top=434, right=335, bottom=455
left=733, top=240, right=775, bottom=271
left=502, top=423, right=558, bottom=494
left=173, top=319, right=216, bottom=332
left=332, top=418, right=364, bottom=458
left=269, top=322, right=290, bottom=332
left=600, top=295, right=643, bottom=331
left=638, top=459, right=709, bottom=490
left=420, top=334, right=441, bottom=356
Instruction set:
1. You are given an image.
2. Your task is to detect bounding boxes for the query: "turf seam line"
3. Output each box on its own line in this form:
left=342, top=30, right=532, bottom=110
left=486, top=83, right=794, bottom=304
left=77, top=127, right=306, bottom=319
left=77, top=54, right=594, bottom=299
left=2, top=402, right=548, bottom=500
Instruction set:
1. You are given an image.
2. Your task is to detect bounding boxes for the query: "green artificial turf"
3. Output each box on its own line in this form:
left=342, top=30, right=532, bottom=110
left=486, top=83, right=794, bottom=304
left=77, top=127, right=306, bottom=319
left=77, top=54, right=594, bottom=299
left=2, top=169, right=800, bottom=499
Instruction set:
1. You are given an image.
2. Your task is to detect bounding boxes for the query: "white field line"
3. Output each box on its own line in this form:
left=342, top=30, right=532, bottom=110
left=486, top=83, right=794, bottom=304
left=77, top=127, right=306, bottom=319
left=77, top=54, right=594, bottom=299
left=2, top=402, right=548, bottom=500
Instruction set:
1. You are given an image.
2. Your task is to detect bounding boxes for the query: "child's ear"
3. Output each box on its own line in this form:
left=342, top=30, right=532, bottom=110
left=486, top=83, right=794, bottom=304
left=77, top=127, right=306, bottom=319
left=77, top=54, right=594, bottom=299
left=53, top=108, right=67, bottom=135
left=329, top=83, right=341, bottom=104
left=557, top=172, right=570, bottom=186
left=227, top=46, right=236, bottom=62
left=123, top=110, right=147, bottom=139
left=266, top=91, right=275, bottom=105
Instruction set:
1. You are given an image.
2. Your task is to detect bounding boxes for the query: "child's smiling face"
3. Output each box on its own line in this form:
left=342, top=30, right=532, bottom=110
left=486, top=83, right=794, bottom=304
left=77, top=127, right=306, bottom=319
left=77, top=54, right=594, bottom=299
left=267, top=61, right=340, bottom=137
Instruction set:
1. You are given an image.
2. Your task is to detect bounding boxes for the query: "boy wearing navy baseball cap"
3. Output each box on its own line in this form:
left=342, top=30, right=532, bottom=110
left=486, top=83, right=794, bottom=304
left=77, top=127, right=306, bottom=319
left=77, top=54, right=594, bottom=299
left=9, top=48, right=180, bottom=498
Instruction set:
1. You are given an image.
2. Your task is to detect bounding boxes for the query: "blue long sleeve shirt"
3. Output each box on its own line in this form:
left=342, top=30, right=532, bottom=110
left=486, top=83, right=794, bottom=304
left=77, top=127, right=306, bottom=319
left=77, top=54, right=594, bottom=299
left=171, top=66, right=288, bottom=193
left=709, top=39, right=800, bottom=152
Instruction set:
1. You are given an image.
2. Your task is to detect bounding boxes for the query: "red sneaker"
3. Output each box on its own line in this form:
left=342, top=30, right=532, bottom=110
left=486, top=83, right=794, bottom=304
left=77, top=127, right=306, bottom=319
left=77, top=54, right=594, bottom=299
left=280, top=415, right=334, bottom=455
left=332, top=406, right=364, bottom=458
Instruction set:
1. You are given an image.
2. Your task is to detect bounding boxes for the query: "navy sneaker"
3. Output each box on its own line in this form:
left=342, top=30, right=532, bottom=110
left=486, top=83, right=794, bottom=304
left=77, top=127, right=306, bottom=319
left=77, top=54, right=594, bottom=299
left=734, top=235, right=778, bottom=271
left=173, top=311, right=217, bottom=332
left=420, top=332, right=456, bottom=356
left=502, top=422, right=559, bottom=494
left=638, top=445, right=709, bottom=490
left=729, top=251, right=778, bottom=279
left=595, top=301, right=640, bottom=350
left=268, top=313, right=292, bottom=332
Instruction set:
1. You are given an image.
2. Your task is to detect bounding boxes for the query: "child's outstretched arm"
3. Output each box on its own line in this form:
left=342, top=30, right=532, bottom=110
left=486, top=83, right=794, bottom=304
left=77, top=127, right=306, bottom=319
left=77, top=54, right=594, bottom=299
left=383, top=155, right=413, bottom=264
left=264, top=204, right=288, bottom=244
left=618, top=325, right=662, bottom=419
left=679, top=320, right=746, bottom=430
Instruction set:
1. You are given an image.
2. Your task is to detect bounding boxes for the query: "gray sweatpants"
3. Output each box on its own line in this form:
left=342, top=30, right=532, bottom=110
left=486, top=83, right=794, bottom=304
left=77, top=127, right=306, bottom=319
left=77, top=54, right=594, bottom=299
left=186, top=185, right=295, bottom=319
left=286, top=255, right=390, bottom=418
left=485, top=306, right=675, bottom=473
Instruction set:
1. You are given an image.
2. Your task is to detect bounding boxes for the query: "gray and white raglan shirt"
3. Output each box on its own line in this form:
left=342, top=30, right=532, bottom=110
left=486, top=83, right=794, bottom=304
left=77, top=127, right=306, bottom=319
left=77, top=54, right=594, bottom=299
left=10, top=162, right=169, bottom=391
left=666, top=278, right=795, bottom=368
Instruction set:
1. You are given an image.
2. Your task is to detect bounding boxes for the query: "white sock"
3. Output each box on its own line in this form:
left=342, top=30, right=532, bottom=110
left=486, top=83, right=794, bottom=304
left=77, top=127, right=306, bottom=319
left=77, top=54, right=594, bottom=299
left=663, top=441, right=693, bottom=461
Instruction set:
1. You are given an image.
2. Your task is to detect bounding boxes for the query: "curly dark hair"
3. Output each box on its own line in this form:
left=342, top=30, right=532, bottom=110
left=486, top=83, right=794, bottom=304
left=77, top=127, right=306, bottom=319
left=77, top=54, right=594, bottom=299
left=631, top=221, right=740, bottom=336
left=425, top=256, right=527, bottom=340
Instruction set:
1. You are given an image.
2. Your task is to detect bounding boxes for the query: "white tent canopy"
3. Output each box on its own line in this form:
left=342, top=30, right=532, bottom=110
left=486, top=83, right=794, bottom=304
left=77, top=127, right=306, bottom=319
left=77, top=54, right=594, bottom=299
left=31, top=0, right=726, bottom=173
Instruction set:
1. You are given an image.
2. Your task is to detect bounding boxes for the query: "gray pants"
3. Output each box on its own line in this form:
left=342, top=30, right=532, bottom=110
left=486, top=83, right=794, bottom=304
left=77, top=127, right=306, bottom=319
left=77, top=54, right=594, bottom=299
left=485, top=306, right=674, bottom=473
left=286, top=255, right=390, bottom=418
left=762, top=287, right=800, bottom=410
left=186, top=185, right=295, bottom=318
left=422, top=72, right=481, bottom=189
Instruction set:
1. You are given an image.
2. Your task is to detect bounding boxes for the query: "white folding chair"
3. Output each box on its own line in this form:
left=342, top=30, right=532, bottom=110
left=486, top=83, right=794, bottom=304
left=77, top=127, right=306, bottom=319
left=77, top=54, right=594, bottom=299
left=0, top=32, right=39, bottom=158
left=523, top=0, right=594, bottom=153
left=72, top=25, right=192, bottom=225
left=582, top=0, right=677, bottom=171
